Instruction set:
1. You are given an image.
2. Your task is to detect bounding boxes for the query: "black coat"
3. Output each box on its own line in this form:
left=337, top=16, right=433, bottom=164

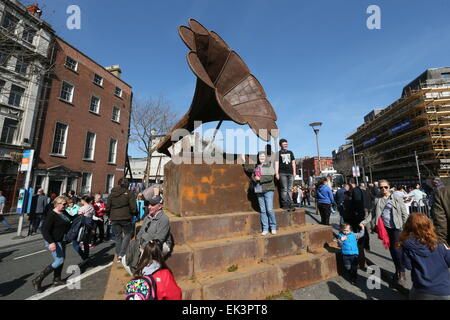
left=42, top=210, right=71, bottom=244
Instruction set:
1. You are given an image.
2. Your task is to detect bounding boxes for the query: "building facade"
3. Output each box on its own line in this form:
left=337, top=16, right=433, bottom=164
left=0, top=0, right=53, bottom=209
left=302, top=156, right=333, bottom=183
left=33, top=36, right=132, bottom=196
left=340, top=68, right=450, bottom=185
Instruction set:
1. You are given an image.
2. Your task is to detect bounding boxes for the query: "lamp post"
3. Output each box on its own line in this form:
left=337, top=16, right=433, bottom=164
left=309, top=122, right=322, bottom=176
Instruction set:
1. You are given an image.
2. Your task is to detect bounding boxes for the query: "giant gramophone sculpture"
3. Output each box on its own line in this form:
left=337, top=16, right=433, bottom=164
left=132, top=20, right=337, bottom=300
left=156, top=19, right=278, bottom=156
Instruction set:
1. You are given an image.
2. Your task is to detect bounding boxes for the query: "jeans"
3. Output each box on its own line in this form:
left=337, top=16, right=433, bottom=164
left=112, top=220, right=133, bottom=257
left=44, top=241, right=66, bottom=269
left=279, top=173, right=294, bottom=208
left=0, top=215, right=12, bottom=228
left=385, top=227, right=405, bottom=274
left=318, top=203, right=332, bottom=225
left=257, top=191, right=276, bottom=232
left=342, top=254, right=358, bottom=279
left=94, top=219, right=105, bottom=243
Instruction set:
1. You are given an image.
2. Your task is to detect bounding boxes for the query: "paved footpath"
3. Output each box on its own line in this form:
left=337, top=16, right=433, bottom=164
left=281, top=203, right=410, bottom=300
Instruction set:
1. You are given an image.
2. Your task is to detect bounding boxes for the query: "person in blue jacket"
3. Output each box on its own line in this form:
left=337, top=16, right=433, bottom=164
left=315, top=177, right=334, bottom=225
left=338, top=222, right=365, bottom=284
left=399, top=213, right=450, bottom=300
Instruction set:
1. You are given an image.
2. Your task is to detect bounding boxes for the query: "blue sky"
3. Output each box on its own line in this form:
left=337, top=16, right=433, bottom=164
left=36, top=0, right=450, bottom=158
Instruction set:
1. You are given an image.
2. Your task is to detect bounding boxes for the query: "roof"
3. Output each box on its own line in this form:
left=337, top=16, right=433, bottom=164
left=55, top=35, right=132, bottom=89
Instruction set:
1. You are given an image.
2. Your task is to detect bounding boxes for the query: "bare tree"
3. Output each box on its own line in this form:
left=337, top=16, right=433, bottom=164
left=130, top=96, right=178, bottom=183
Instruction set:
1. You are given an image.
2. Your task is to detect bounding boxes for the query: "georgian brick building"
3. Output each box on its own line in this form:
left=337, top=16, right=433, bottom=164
left=33, top=36, right=132, bottom=196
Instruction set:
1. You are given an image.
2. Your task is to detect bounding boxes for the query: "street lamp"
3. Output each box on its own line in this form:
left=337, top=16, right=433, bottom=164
left=309, top=122, right=322, bottom=176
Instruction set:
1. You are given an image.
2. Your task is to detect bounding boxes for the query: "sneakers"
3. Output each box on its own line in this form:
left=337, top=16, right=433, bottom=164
left=261, top=231, right=269, bottom=236
left=89, top=244, right=96, bottom=248
left=271, top=230, right=277, bottom=235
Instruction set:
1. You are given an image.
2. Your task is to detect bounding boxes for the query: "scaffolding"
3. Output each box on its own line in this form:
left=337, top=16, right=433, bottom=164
left=344, top=79, right=450, bottom=183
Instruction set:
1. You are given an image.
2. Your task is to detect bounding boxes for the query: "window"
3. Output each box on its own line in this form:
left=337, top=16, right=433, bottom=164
left=0, top=51, right=9, bottom=67
left=8, top=85, right=25, bottom=107
left=60, top=81, right=74, bottom=103
left=108, top=138, right=117, bottom=164
left=51, top=122, right=68, bottom=155
left=0, top=80, right=5, bottom=94
left=1, top=118, right=18, bottom=144
left=93, top=73, right=103, bottom=86
left=22, top=27, right=36, bottom=44
left=15, top=57, right=28, bottom=74
left=83, top=131, right=96, bottom=160
left=114, top=87, right=122, bottom=97
left=1, top=13, right=19, bottom=30
left=81, top=172, right=92, bottom=195
left=112, top=106, right=120, bottom=122
left=65, top=56, right=78, bottom=72
left=89, top=96, right=100, bottom=113
left=106, top=174, right=115, bottom=193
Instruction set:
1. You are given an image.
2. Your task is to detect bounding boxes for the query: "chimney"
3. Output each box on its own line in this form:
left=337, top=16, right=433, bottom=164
left=105, top=65, right=122, bottom=79
left=27, top=3, right=42, bottom=18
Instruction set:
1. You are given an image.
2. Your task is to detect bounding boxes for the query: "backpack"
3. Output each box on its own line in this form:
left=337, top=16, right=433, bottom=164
left=65, top=215, right=83, bottom=242
left=125, top=275, right=157, bottom=300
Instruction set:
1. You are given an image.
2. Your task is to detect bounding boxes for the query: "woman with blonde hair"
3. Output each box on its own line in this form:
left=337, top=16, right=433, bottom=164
left=399, top=213, right=450, bottom=300
left=32, top=196, right=71, bottom=292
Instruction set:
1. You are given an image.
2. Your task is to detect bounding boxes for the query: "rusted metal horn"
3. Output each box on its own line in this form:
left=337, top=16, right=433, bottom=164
left=156, top=19, right=278, bottom=156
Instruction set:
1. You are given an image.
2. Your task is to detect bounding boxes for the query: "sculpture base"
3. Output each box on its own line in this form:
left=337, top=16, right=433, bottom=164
left=164, top=161, right=280, bottom=217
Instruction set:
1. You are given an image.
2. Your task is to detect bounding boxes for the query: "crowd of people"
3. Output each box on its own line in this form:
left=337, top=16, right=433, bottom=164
left=314, top=178, right=450, bottom=300
left=4, top=135, right=450, bottom=300
left=28, top=178, right=181, bottom=300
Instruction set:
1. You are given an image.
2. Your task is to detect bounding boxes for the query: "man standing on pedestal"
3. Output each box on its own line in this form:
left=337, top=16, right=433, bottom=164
left=275, top=139, right=296, bottom=211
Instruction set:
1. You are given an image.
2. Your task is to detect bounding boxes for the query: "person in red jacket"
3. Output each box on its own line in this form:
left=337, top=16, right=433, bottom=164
left=133, top=240, right=182, bottom=300
left=92, top=193, right=106, bottom=245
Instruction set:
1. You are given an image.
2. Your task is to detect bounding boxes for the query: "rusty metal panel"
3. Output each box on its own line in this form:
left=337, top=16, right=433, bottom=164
left=164, top=162, right=280, bottom=216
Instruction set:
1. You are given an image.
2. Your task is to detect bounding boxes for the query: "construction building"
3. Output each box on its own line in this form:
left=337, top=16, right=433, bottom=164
left=335, top=67, right=450, bottom=185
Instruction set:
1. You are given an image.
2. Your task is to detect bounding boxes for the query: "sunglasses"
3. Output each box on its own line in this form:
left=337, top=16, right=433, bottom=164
left=58, top=202, right=68, bottom=206
left=379, top=186, right=389, bottom=190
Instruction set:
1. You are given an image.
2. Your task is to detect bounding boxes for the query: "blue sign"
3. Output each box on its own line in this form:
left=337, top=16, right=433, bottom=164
left=16, top=188, right=33, bottom=214
left=390, top=120, right=411, bottom=136
left=363, top=137, right=377, bottom=148
left=16, top=189, right=26, bottom=214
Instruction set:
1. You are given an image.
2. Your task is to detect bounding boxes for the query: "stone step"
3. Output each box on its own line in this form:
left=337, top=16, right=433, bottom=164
left=103, top=249, right=337, bottom=300
left=168, top=208, right=306, bottom=246
left=166, top=223, right=333, bottom=280
left=179, top=249, right=338, bottom=300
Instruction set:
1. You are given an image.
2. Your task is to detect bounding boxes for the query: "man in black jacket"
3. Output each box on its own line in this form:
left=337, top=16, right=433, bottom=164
left=106, top=178, right=136, bottom=262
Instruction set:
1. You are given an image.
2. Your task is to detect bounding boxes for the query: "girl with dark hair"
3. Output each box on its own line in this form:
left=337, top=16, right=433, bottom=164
left=71, top=196, right=96, bottom=262
left=399, top=213, right=450, bottom=300
left=133, top=240, right=182, bottom=300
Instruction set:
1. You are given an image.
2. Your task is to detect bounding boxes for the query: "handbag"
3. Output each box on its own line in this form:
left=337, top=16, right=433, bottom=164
left=253, top=182, right=263, bottom=194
